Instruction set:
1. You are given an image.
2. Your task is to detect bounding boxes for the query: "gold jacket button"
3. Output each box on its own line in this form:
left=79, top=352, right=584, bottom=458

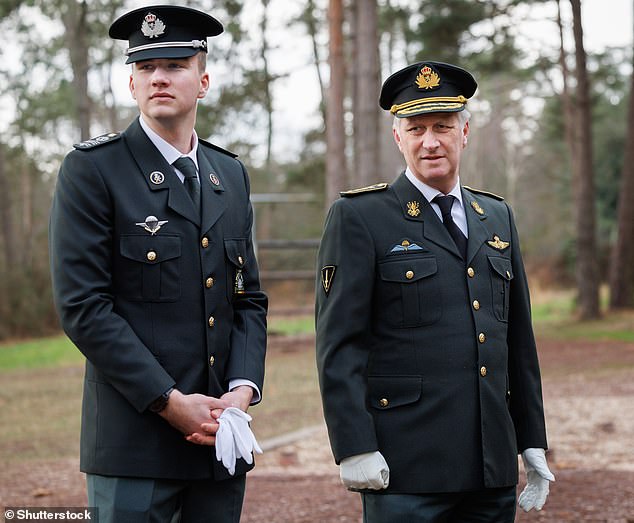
left=478, top=332, right=486, bottom=343
left=405, top=270, right=414, bottom=280
left=467, top=267, right=475, bottom=278
left=379, top=398, right=389, bottom=407
left=208, top=316, right=215, bottom=328
left=201, top=237, right=209, bottom=248
left=473, top=300, right=480, bottom=310
left=480, top=366, right=487, bottom=377
left=205, top=277, right=214, bottom=289
left=146, top=250, right=157, bottom=262
left=209, top=355, right=215, bottom=367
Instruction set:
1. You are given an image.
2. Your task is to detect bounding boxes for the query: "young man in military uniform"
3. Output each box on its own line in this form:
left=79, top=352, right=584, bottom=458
left=315, top=61, right=554, bottom=522
left=49, top=6, right=267, bottom=522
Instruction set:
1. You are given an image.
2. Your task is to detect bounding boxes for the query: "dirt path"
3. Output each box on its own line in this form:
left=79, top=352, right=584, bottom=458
left=2, top=339, right=634, bottom=522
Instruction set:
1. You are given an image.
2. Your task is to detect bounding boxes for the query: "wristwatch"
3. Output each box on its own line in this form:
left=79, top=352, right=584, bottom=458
left=149, top=387, right=174, bottom=413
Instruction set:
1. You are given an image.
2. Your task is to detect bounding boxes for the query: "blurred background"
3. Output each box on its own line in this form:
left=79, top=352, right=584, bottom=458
left=0, top=0, right=633, bottom=335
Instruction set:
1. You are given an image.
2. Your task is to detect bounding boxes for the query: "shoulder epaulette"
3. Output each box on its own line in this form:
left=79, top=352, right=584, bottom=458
left=340, top=183, right=389, bottom=197
left=463, top=185, right=504, bottom=201
left=73, top=132, right=121, bottom=150
left=199, top=138, right=238, bottom=158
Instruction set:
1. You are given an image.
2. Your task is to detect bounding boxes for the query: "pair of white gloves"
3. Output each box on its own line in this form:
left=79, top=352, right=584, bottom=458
left=215, top=407, right=262, bottom=475
left=340, top=448, right=555, bottom=512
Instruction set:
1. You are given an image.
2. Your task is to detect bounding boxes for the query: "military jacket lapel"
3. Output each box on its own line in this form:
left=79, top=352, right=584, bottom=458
left=197, top=149, right=227, bottom=233
left=462, top=188, right=492, bottom=264
left=124, top=119, right=200, bottom=225
left=392, top=174, right=462, bottom=259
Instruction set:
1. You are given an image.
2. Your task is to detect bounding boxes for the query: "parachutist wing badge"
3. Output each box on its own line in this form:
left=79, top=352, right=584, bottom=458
left=487, top=235, right=510, bottom=251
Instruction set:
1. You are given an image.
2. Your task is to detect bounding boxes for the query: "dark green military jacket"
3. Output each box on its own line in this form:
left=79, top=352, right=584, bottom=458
left=315, top=173, right=547, bottom=493
left=49, top=118, right=267, bottom=481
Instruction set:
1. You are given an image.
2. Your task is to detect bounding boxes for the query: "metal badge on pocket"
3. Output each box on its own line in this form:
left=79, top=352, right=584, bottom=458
left=234, top=269, right=245, bottom=294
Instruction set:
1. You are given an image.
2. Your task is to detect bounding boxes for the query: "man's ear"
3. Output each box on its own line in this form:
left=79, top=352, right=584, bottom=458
left=129, top=74, right=136, bottom=100
left=393, top=126, right=403, bottom=152
left=198, top=72, right=210, bottom=99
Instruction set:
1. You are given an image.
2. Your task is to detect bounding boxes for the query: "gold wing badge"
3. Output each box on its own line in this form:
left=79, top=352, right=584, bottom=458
left=321, top=266, right=336, bottom=296
left=487, top=235, right=510, bottom=251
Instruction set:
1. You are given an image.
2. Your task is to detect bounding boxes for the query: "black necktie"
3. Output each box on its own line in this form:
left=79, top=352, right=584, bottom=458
left=173, top=157, right=201, bottom=217
left=433, top=195, right=467, bottom=259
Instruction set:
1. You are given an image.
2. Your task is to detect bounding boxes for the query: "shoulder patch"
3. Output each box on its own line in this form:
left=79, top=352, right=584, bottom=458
left=73, top=132, right=121, bottom=150
left=463, top=185, right=504, bottom=201
left=340, top=183, right=389, bottom=197
left=199, top=138, right=238, bottom=158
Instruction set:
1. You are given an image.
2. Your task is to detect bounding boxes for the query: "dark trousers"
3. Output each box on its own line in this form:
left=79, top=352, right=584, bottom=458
left=87, top=473, right=246, bottom=523
left=362, top=486, right=517, bottom=523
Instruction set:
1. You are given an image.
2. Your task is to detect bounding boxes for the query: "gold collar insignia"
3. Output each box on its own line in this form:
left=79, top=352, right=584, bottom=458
left=407, top=201, right=420, bottom=217
left=471, top=201, right=485, bottom=215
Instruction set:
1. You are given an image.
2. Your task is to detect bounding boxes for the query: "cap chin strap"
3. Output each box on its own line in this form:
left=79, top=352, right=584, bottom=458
left=390, top=95, right=467, bottom=115
left=126, top=39, right=207, bottom=56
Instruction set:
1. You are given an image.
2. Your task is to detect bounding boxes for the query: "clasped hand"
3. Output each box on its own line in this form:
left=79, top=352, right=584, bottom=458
left=160, top=387, right=253, bottom=446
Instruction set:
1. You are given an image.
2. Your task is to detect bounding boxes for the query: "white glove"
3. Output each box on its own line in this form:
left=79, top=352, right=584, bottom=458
left=215, top=407, right=263, bottom=475
left=518, top=448, right=555, bottom=512
left=340, top=451, right=390, bottom=490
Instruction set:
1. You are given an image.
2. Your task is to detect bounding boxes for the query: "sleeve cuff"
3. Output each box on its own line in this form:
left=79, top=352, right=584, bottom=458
left=229, top=378, right=261, bottom=404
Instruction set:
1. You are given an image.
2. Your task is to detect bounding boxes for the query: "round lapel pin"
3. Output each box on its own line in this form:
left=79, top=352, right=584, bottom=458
left=149, top=171, right=165, bottom=185
left=209, top=173, right=220, bottom=186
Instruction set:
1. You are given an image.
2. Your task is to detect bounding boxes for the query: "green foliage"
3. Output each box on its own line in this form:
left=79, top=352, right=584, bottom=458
left=0, top=335, right=81, bottom=371
left=268, top=315, right=315, bottom=336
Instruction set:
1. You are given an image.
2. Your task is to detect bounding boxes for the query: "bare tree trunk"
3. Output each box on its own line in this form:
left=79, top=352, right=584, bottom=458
left=0, top=145, right=17, bottom=269
left=570, top=0, right=600, bottom=319
left=259, top=0, right=274, bottom=171
left=609, top=4, right=634, bottom=308
left=305, top=0, right=327, bottom=124
left=62, top=1, right=91, bottom=140
left=325, top=0, right=347, bottom=206
left=558, top=1, right=579, bottom=165
left=352, top=0, right=380, bottom=186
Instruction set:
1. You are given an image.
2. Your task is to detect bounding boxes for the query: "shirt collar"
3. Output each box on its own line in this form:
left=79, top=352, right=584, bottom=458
left=404, top=167, right=462, bottom=205
left=139, top=115, right=199, bottom=169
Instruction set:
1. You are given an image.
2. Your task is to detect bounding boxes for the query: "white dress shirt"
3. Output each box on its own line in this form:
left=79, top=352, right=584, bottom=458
left=404, top=168, right=469, bottom=238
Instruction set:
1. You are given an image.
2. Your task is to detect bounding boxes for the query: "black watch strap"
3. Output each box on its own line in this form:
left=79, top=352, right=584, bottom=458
left=149, top=387, right=174, bottom=413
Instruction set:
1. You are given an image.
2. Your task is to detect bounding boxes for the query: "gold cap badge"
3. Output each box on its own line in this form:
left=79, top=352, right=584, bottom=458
left=415, top=65, right=440, bottom=90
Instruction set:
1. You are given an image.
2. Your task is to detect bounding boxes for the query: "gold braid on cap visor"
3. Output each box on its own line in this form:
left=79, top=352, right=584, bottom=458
left=390, top=95, right=468, bottom=115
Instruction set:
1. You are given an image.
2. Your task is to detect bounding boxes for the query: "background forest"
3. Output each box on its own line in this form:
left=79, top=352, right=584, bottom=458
left=0, top=0, right=633, bottom=340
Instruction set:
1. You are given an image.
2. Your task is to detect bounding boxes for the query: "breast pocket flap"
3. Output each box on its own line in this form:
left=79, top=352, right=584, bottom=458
left=378, top=257, right=437, bottom=283
left=120, top=235, right=181, bottom=264
left=224, top=238, right=247, bottom=267
left=488, top=256, right=514, bottom=280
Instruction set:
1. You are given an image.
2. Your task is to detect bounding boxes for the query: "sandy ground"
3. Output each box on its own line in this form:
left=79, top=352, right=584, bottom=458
left=2, top=338, right=634, bottom=522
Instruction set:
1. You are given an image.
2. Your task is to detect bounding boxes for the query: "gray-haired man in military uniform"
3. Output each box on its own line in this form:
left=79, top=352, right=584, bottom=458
left=315, top=61, right=554, bottom=522
left=49, top=5, right=267, bottom=522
